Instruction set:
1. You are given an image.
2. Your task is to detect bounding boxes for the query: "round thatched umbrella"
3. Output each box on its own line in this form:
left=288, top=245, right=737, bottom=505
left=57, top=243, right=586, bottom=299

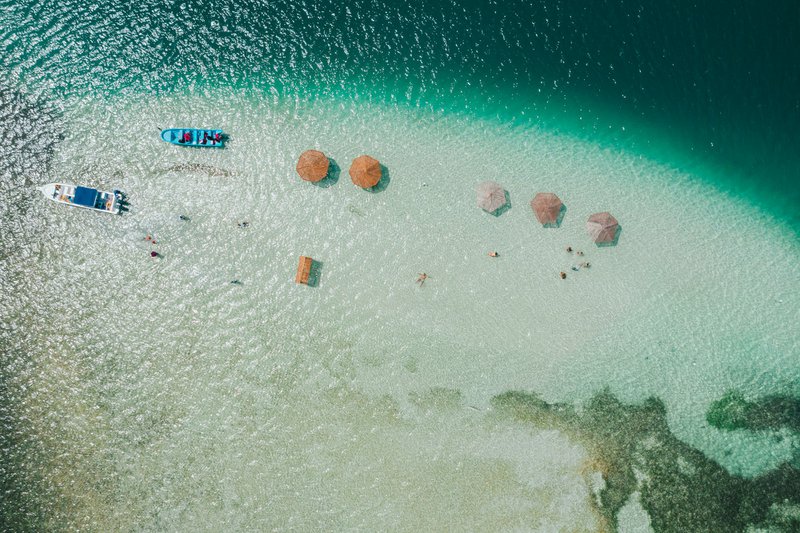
left=476, top=181, right=507, bottom=214
left=349, top=155, right=382, bottom=188
left=296, top=150, right=330, bottom=182
left=586, top=212, right=619, bottom=244
left=530, top=193, right=563, bottom=225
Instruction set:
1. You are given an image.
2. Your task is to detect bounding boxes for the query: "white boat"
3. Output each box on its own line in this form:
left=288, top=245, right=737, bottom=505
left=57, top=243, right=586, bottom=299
left=40, top=183, right=123, bottom=214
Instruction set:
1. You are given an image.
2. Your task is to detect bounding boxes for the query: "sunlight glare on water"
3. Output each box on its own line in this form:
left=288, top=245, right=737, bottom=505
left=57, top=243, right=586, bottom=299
left=2, top=0, right=799, bottom=529
left=1, top=91, right=798, bottom=529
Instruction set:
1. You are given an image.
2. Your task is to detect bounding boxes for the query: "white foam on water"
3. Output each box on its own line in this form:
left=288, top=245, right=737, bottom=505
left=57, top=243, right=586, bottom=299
left=7, top=91, right=799, bottom=528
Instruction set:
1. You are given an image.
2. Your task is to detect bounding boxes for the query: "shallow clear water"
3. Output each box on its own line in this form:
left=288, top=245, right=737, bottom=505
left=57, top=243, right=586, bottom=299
left=2, top=1, right=799, bottom=531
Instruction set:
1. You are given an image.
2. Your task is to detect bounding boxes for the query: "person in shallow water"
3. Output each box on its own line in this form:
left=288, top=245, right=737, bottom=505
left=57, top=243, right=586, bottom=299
left=488, top=251, right=499, bottom=257
left=238, top=221, right=249, bottom=228
left=566, top=246, right=573, bottom=253
left=416, top=273, right=428, bottom=286
left=150, top=251, right=159, bottom=258
left=179, top=215, right=189, bottom=221
left=560, top=271, right=567, bottom=279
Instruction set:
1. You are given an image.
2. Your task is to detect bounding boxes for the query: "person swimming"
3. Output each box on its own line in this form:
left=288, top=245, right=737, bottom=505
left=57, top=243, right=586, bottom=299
left=559, top=271, right=567, bottom=279
left=179, top=215, right=190, bottom=221
left=566, top=246, right=573, bottom=253
left=150, top=251, right=159, bottom=258
left=488, top=251, right=499, bottom=257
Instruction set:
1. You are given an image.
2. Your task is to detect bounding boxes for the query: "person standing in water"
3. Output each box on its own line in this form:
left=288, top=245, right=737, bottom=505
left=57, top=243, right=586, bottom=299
left=416, top=273, right=428, bottom=286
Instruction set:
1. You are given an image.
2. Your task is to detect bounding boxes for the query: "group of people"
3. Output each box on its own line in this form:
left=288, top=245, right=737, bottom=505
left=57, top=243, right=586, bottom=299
left=417, top=251, right=500, bottom=287
left=149, top=219, right=588, bottom=286
left=561, top=246, right=590, bottom=279
left=145, top=215, right=193, bottom=258
left=145, top=234, right=159, bottom=258
left=147, top=217, right=248, bottom=281
left=418, top=245, right=589, bottom=285
left=178, top=130, right=223, bottom=145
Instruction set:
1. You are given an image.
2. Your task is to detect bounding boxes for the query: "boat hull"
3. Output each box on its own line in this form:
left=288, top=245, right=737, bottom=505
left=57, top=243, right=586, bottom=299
left=160, top=128, right=225, bottom=148
left=40, top=183, right=122, bottom=214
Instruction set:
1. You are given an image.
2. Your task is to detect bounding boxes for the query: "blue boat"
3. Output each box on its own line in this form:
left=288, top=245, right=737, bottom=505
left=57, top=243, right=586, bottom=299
left=160, top=128, right=225, bottom=148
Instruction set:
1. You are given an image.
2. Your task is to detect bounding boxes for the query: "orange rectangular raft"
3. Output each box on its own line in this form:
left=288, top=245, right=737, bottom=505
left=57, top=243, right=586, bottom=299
left=295, top=256, right=313, bottom=284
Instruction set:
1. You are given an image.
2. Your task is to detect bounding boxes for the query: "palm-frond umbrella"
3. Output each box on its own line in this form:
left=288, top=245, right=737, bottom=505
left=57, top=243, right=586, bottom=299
left=349, top=155, right=382, bottom=188
left=586, top=212, right=619, bottom=244
left=530, top=193, right=563, bottom=225
left=476, top=181, right=507, bottom=214
left=296, top=150, right=330, bottom=182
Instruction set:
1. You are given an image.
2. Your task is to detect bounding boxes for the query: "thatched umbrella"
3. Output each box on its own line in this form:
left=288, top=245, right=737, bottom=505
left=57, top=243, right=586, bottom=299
left=349, top=155, right=382, bottom=188
left=476, top=181, right=507, bottom=214
left=530, top=193, right=563, bottom=225
left=296, top=150, right=330, bottom=182
left=586, top=212, right=619, bottom=244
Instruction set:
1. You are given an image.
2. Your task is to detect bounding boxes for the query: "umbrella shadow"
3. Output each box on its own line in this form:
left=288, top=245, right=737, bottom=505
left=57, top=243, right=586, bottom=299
left=595, top=225, right=622, bottom=247
left=369, top=165, right=391, bottom=193
left=491, top=190, right=512, bottom=217
left=314, top=158, right=341, bottom=188
left=307, top=260, right=324, bottom=287
left=543, top=204, right=567, bottom=228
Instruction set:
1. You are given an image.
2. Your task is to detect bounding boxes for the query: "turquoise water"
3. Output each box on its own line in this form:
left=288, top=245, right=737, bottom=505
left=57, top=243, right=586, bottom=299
left=3, top=0, right=798, bottom=223
left=1, top=1, right=799, bottom=531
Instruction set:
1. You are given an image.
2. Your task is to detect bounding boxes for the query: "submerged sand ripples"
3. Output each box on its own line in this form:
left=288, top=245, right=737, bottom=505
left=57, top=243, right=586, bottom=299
left=1, top=92, right=798, bottom=530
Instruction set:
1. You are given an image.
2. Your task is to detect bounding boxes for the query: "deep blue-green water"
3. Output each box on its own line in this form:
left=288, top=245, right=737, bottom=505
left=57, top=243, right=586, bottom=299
left=2, top=1, right=799, bottom=530
left=3, top=0, right=798, bottom=224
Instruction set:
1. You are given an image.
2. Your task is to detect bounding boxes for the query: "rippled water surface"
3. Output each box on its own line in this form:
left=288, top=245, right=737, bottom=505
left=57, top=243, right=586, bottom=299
left=2, top=1, right=799, bottom=531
